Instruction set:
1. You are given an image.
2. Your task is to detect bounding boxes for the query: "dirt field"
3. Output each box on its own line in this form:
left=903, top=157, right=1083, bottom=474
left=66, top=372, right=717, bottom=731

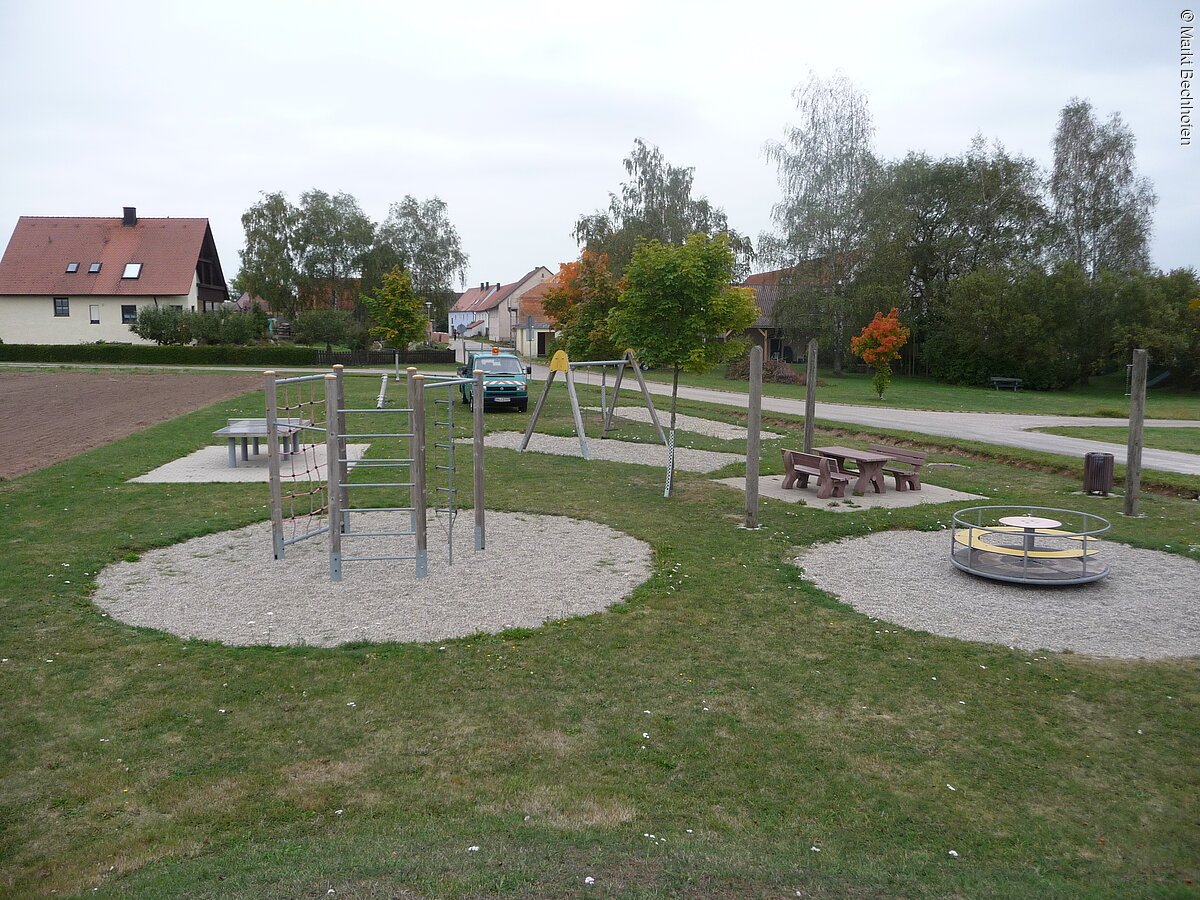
left=0, top=370, right=261, bottom=479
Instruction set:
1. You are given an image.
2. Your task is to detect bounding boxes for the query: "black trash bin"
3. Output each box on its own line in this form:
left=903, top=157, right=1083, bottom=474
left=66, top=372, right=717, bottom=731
left=1083, top=451, right=1115, bottom=495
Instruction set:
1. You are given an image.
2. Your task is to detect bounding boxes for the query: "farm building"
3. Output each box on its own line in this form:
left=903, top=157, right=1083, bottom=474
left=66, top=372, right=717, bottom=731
left=0, top=207, right=230, bottom=344
left=448, top=266, right=552, bottom=342
left=512, top=273, right=557, bottom=358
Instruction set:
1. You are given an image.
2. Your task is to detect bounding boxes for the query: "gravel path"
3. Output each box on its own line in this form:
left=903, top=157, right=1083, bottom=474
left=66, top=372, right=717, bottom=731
left=794, top=530, right=1200, bottom=659
left=94, top=511, right=653, bottom=647
left=475, top=431, right=743, bottom=472
left=582, top=407, right=779, bottom=441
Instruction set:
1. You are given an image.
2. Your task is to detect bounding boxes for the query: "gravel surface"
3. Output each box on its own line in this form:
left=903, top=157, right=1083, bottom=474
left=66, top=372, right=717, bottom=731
left=582, top=407, right=779, bottom=441
left=94, top=511, right=653, bottom=647
left=474, top=431, right=743, bottom=472
left=794, top=530, right=1200, bottom=659
left=130, top=443, right=370, bottom=483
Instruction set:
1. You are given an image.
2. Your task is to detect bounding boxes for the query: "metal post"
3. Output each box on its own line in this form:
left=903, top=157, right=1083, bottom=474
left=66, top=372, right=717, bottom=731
left=746, top=345, right=763, bottom=529
left=600, top=369, right=607, bottom=436
left=473, top=369, right=486, bottom=551
left=324, top=374, right=343, bottom=581
left=395, top=350, right=401, bottom=382
left=628, top=352, right=666, bottom=444
left=406, top=367, right=417, bottom=533
left=265, top=371, right=285, bottom=560
left=413, top=376, right=428, bottom=576
left=1124, top=349, right=1148, bottom=517
left=803, top=339, right=818, bottom=454
left=334, top=365, right=349, bottom=534
left=604, top=362, right=625, bottom=436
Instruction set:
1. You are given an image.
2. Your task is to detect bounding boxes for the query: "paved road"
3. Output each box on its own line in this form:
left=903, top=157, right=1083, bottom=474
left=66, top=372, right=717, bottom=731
left=522, top=360, right=1200, bottom=477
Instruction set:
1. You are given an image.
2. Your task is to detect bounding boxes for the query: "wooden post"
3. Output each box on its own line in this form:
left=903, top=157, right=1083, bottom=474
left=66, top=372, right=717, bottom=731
left=628, top=351, right=667, bottom=444
left=264, top=371, right=285, bottom=560
left=473, top=369, right=486, bottom=551
left=803, top=338, right=818, bottom=454
left=1124, top=348, right=1148, bottom=517
left=745, top=345, right=763, bottom=529
left=413, top=375, right=428, bottom=575
left=564, top=367, right=591, bottom=460
left=324, top=375, right=342, bottom=581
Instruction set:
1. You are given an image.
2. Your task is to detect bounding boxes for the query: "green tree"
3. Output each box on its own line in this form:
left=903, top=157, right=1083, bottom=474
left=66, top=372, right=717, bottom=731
left=361, top=267, right=428, bottom=349
left=541, top=250, right=621, bottom=360
left=763, top=72, right=878, bottom=374
left=375, top=196, right=469, bottom=331
left=293, top=190, right=376, bottom=312
left=238, top=191, right=301, bottom=315
left=130, top=306, right=188, bottom=345
left=574, top=139, right=753, bottom=278
left=294, top=308, right=353, bottom=351
left=609, top=234, right=758, bottom=495
left=1049, top=98, right=1156, bottom=279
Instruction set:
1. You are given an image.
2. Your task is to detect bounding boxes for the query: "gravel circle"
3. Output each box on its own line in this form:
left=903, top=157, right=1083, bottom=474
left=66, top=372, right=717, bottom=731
left=473, top=431, right=743, bottom=472
left=581, top=407, right=780, bottom=441
left=794, top=530, right=1200, bottom=659
left=94, top=511, right=653, bottom=647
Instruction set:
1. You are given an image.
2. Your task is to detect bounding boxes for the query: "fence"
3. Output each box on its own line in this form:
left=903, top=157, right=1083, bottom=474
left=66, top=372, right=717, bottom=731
left=313, top=348, right=455, bottom=367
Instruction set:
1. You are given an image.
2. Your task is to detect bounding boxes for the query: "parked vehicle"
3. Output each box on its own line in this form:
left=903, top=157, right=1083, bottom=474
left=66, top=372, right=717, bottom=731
left=460, top=348, right=532, bottom=411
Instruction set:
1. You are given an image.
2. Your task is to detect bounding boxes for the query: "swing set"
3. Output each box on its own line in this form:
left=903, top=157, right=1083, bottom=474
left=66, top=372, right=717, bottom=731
left=519, top=349, right=665, bottom=460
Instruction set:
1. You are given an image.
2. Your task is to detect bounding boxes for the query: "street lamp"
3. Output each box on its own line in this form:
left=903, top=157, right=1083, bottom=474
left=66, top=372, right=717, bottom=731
left=509, top=301, right=520, bottom=349
left=425, top=300, right=432, bottom=338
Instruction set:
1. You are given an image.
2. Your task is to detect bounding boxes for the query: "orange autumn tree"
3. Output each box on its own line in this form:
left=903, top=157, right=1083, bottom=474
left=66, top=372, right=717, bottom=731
left=851, top=307, right=910, bottom=399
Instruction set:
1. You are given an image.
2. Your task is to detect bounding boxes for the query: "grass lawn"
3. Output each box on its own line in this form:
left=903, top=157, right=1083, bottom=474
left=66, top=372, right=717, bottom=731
left=1034, top=425, right=1200, bottom=454
left=1, top=373, right=1198, bottom=897
left=638, top=366, right=1200, bottom=420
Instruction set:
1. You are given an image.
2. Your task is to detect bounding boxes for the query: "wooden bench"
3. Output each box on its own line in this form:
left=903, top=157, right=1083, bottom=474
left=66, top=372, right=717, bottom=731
left=868, top=444, right=927, bottom=492
left=989, top=376, right=1022, bottom=391
left=781, top=449, right=850, bottom=499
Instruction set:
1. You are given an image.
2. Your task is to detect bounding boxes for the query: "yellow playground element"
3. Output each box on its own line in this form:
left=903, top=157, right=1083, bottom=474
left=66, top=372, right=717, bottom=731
left=953, top=526, right=1101, bottom=560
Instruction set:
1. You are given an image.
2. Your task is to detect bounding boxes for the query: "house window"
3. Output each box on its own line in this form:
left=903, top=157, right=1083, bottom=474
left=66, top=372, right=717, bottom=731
left=89, top=305, right=100, bottom=325
left=65, top=262, right=79, bottom=273
left=121, top=304, right=137, bottom=324
left=54, top=297, right=70, bottom=317
left=88, top=262, right=102, bottom=274
left=122, top=263, right=142, bottom=279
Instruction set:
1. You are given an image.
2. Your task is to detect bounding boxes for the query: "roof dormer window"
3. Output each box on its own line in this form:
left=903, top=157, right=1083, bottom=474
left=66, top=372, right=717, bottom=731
left=65, top=262, right=79, bottom=273
left=88, top=262, right=102, bottom=273
left=122, top=263, right=142, bottom=279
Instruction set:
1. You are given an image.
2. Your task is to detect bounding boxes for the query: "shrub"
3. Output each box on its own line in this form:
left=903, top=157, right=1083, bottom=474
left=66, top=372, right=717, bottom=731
left=130, top=306, right=188, bottom=345
left=725, top=355, right=824, bottom=386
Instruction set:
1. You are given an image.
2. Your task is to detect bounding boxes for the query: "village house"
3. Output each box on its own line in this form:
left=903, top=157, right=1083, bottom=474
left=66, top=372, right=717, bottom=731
left=448, top=266, right=552, bottom=342
left=0, top=207, right=229, bottom=344
left=512, top=274, right=557, bottom=357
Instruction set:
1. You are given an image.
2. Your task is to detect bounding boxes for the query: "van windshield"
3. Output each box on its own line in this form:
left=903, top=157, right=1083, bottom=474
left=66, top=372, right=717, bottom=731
left=474, top=356, right=523, bottom=374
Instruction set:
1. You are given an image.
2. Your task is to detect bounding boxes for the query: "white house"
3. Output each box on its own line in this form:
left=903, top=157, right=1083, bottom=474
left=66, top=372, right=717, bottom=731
left=0, top=207, right=230, bottom=344
left=448, top=266, right=552, bottom=342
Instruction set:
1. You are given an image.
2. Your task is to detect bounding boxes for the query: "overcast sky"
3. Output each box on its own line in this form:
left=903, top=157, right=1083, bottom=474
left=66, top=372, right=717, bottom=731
left=1, top=0, right=1194, bottom=289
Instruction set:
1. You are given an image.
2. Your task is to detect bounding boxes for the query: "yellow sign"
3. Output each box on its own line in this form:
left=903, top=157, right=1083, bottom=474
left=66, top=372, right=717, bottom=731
left=549, top=350, right=570, bottom=373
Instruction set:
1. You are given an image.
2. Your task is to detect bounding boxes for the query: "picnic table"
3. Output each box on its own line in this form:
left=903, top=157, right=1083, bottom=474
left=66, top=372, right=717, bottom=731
left=212, top=418, right=309, bottom=468
left=814, top=445, right=893, bottom=496
left=989, top=376, right=1023, bottom=391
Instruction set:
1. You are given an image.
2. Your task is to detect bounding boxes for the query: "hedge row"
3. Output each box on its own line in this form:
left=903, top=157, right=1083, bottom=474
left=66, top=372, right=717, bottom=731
left=0, top=344, right=321, bottom=366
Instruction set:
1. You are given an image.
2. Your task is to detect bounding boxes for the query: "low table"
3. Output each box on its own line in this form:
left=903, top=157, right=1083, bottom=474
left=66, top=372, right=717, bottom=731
left=998, top=514, right=1062, bottom=551
left=212, top=418, right=309, bottom=468
left=814, top=446, right=893, bottom=496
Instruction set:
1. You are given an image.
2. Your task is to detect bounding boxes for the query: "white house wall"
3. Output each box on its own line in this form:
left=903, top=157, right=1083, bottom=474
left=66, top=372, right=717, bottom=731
left=0, top=284, right=197, bottom=344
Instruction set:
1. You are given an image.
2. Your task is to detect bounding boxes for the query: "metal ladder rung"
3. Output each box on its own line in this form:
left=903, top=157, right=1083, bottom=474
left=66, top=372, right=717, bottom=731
left=340, top=457, right=412, bottom=464
left=343, top=432, right=414, bottom=439
left=340, top=482, right=415, bottom=488
left=341, top=530, right=415, bottom=538
left=339, top=407, right=414, bottom=414
left=342, top=555, right=419, bottom=563
left=344, top=506, right=413, bottom=513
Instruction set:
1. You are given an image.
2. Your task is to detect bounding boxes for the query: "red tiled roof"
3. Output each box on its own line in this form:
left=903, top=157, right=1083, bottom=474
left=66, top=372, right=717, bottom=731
left=451, top=268, right=548, bottom=314
left=0, top=216, right=211, bottom=296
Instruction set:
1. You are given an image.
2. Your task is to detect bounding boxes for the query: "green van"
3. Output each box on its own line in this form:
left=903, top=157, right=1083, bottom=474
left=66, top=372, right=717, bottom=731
left=460, top=350, right=531, bottom=412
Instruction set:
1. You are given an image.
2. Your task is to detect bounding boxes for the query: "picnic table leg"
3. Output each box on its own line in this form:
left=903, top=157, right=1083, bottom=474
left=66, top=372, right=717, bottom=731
left=867, top=462, right=885, bottom=494
left=241, top=437, right=249, bottom=461
left=226, top=438, right=238, bottom=468
left=253, top=437, right=261, bottom=456
left=292, top=432, right=300, bottom=453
